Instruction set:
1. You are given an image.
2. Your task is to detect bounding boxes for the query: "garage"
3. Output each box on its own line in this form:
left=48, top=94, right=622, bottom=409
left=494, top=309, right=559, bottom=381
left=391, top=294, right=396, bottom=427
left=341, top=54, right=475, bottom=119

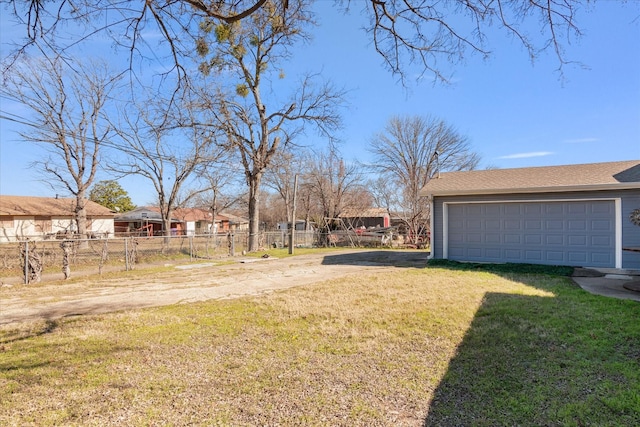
left=446, top=200, right=616, bottom=268
left=420, top=160, right=640, bottom=270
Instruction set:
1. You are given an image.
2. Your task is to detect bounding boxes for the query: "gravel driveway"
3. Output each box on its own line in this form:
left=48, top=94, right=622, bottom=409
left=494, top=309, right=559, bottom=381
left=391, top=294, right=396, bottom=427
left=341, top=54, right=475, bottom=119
left=0, top=249, right=430, bottom=325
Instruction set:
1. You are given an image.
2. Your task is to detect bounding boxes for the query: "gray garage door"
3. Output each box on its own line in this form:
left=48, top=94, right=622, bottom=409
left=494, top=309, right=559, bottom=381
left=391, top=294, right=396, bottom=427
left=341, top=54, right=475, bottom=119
left=447, top=200, right=615, bottom=267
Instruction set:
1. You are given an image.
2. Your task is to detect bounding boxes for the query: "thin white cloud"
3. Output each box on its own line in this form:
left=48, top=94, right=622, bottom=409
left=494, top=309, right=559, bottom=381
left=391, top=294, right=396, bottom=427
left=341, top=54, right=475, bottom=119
left=563, top=138, right=599, bottom=144
left=497, top=152, right=554, bottom=159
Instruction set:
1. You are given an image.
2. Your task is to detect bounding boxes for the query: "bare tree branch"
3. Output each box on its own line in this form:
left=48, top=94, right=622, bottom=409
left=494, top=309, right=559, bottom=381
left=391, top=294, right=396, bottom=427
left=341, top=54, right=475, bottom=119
left=0, top=54, right=121, bottom=241
left=368, top=114, right=480, bottom=244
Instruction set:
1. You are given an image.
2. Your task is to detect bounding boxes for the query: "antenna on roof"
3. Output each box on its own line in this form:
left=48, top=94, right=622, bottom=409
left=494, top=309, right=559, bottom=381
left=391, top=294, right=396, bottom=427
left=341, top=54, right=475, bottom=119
left=433, top=150, right=440, bottom=179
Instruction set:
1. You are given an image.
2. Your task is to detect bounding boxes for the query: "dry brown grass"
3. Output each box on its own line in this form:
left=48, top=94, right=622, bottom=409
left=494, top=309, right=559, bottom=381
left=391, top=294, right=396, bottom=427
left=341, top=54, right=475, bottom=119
left=0, top=268, right=538, bottom=425
left=1, top=265, right=637, bottom=426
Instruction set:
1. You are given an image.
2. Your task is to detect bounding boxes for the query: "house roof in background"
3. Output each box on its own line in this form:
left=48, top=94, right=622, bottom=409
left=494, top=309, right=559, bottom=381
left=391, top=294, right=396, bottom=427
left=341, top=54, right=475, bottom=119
left=114, top=206, right=230, bottom=223
left=339, top=208, right=390, bottom=218
left=172, top=207, right=228, bottom=222
left=420, top=160, right=640, bottom=197
left=219, top=212, right=249, bottom=224
left=0, top=195, right=114, bottom=216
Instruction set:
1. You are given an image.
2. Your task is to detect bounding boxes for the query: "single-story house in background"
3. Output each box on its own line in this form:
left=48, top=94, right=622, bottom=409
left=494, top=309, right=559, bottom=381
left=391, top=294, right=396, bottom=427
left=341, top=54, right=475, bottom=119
left=114, top=206, right=239, bottom=236
left=171, top=208, right=233, bottom=235
left=420, top=160, right=640, bottom=270
left=0, top=195, right=115, bottom=242
left=221, top=212, right=250, bottom=232
left=114, top=207, right=177, bottom=236
left=338, top=208, right=391, bottom=229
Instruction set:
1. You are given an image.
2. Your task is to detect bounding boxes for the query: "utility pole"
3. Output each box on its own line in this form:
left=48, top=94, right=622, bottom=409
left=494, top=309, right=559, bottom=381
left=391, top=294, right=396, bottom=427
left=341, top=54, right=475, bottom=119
left=288, top=174, right=299, bottom=254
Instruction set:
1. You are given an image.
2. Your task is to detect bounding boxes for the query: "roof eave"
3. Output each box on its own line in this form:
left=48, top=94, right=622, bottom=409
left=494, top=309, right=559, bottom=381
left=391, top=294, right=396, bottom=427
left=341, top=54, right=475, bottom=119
left=421, top=183, right=640, bottom=197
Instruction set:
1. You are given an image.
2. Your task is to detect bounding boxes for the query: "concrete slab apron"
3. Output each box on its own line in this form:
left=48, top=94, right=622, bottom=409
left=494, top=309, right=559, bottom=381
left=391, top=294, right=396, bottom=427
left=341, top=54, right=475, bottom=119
left=572, top=276, right=640, bottom=302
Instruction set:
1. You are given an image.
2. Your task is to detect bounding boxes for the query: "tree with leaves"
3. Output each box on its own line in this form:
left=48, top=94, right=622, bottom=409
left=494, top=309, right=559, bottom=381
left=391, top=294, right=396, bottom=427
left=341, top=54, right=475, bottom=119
left=0, top=55, right=121, bottom=242
left=194, top=0, right=343, bottom=251
left=368, top=115, right=480, bottom=245
left=89, top=180, right=136, bottom=212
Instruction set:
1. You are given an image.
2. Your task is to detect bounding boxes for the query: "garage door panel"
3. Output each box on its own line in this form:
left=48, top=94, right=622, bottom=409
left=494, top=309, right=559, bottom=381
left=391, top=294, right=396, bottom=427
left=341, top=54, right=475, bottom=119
left=568, top=220, right=586, bottom=230
left=546, top=251, right=564, bottom=262
left=525, top=234, right=542, bottom=244
left=449, top=233, right=464, bottom=243
left=525, top=220, right=542, bottom=229
left=524, top=204, right=542, bottom=215
left=591, top=235, right=611, bottom=246
left=592, top=220, right=612, bottom=230
left=486, top=220, right=500, bottom=229
left=504, top=205, right=521, bottom=215
left=468, top=248, right=482, bottom=257
left=467, top=219, right=482, bottom=230
left=504, top=234, right=521, bottom=244
left=568, top=252, right=588, bottom=263
left=546, top=234, right=563, bottom=245
left=525, top=250, right=543, bottom=260
left=485, top=205, right=501, bottom=215
left=546, top=220, right=564, bottom=230
left=505, top=220, right=521, bottom=229
left=486, top=233, right=501, bottom=244
left=568, top=235, right=587, bottom=246
left=485, top=248, right=501, bottom=258
left=546, top=204, right=563, bottom=214
left=592, top=203, right=613, bottom=214
left=505, top=249, right=522, bottom=260
left=467, top=233, right=482, bottom=243
left=568, top=203, right=587, bottom=214
left=447, top=201, right=615, bottom=268
left=592, top=252, right=613, bottom=264
left=449, top=247, right=464, bottom=257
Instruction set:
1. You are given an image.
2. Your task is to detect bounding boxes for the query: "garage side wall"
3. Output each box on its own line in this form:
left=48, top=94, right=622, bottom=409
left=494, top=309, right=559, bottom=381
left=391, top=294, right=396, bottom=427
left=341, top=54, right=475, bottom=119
left=431, top=189, right=640, bottom=269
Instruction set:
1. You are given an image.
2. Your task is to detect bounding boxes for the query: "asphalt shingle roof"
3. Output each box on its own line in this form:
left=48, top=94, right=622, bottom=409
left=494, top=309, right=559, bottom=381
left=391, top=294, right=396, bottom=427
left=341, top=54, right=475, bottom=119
left=0, top=195, right=114, bottom=216
left=420, top=160, right=640, bottom=196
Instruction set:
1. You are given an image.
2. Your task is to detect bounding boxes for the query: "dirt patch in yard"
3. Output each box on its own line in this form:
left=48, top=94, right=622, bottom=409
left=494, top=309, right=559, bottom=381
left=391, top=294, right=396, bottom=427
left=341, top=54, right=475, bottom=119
left=0, top=249, right=430, bottom=325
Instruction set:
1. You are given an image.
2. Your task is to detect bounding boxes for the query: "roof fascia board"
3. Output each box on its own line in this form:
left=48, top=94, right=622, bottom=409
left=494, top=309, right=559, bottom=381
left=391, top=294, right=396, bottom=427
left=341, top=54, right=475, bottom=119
left=421, top=183, right=640, bottom=197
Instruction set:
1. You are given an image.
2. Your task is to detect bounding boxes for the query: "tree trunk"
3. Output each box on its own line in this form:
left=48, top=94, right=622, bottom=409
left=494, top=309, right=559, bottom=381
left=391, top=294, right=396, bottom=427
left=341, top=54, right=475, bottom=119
left=247, top=173, right=262, bottom=252
left=75, top=195, right=89, bottom=249
left=162, top=216, right=172, bottom=249
left=60, top=240, right=73, bottom=279
left=21, top=241, right=42, bottom=284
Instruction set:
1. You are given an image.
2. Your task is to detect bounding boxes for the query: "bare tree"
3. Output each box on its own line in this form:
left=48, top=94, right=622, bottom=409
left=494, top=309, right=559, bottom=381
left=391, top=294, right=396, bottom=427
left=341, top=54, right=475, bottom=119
left=194, top=160, right=245, bottom=233
left=0, top=55, right=121, bottom=241
left=368, top=115, right=480, bottom=245
left=263, top=149, right=306, bottom=223
left=196, top=0, right=343, bottom=251
left=110, top=98, right=222, bottom=238
left=304, top=147, right=365, bottom=229
left=5, top=0, right=587, bottom=85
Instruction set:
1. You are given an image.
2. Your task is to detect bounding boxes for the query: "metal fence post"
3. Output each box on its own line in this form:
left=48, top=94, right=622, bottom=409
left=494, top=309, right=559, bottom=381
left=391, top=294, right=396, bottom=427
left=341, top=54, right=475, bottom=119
left=124, top=238, right=129, bottom=271
left=23, top=240, right=28, bottom=285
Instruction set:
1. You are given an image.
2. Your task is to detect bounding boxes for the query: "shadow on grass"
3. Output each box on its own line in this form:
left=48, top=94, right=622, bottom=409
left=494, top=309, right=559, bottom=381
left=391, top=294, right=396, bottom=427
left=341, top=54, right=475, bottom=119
left=321, top=250, right=431, bottom=268
left=0, top=319, right=59, bottom=345
left=423, top=262, right=640, bottom=426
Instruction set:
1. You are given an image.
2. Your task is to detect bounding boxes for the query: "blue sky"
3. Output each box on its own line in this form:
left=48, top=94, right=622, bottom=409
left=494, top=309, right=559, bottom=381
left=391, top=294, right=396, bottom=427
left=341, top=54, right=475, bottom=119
left=1, top=1, right=639, bottom=206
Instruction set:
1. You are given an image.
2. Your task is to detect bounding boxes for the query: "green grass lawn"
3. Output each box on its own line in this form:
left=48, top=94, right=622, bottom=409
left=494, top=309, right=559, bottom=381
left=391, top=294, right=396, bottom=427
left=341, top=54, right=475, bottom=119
left=1, top=262, right=638, bottom=426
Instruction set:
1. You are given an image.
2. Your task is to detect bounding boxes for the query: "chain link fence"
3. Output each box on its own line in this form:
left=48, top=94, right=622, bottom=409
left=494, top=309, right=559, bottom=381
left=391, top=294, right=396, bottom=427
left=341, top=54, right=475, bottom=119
left=0, top=229, right=407, bottom=285
left=0, top=231, right=321, bottom=284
